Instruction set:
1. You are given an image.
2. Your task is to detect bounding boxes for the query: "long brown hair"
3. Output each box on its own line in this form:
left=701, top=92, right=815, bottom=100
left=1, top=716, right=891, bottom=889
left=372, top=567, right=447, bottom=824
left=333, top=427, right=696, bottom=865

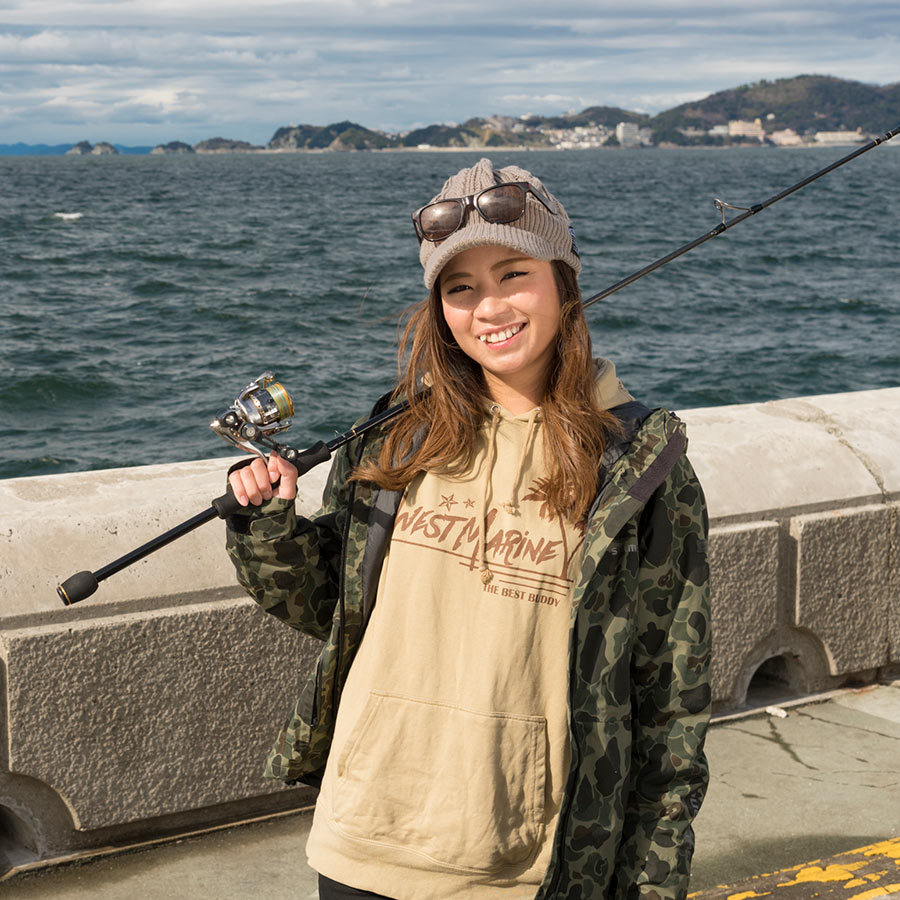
left=352, top=260, right=621, bottom=524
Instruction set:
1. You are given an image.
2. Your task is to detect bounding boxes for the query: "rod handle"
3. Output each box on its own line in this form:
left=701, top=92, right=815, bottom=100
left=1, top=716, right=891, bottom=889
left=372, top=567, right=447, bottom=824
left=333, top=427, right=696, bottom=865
left=57, top=570, right=99, bottom=606
left=211, top=487, right=244, bottom=518
left=283, top=440, right=332, bottom=477
left=213, top=440, right=333, bottom=518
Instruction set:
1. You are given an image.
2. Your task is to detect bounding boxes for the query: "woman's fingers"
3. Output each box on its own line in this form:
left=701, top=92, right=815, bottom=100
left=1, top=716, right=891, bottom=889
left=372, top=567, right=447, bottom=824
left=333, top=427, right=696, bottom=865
left=269, top=453, right=299, bottom=500
left=228, top=458, right=274, bottom=506
left=228, top=454, right=299, bottom=506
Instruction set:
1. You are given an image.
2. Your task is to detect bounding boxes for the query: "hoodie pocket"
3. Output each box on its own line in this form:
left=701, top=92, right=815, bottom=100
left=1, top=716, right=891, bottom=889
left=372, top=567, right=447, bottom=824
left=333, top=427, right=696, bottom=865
left=331, top=691, right=546, bottom=873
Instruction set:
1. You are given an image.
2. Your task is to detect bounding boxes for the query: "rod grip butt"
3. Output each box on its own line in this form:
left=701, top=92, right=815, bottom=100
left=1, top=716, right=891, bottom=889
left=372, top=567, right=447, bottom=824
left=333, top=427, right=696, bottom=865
left=58, top=571, right=99, bottom=606
left=211, top=487, right=244, bottom=519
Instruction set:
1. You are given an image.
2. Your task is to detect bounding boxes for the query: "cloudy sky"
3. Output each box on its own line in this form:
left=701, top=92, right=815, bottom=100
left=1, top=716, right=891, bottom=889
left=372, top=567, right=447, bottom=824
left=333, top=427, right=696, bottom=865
left=2, top=0, right=898, bottom=145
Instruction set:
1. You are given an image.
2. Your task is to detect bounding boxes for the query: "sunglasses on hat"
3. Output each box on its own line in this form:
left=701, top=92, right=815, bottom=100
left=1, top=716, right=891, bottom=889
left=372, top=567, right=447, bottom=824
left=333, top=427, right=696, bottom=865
left=412, top=181, right=557, bottom=244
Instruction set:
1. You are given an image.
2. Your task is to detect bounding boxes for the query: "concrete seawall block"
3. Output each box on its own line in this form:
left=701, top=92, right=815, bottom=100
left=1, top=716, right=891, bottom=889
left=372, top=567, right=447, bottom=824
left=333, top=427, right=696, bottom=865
left=800, top=389, right=900, bottom=499
left=706, top=522, right=781, bottom=705
left=0, top=457, right=329, bottom=617
left=679, top=402, right=882, bottom=522
left=2, top=594, right=321, bottom=831
left=791, top=504, right=893, bottom=674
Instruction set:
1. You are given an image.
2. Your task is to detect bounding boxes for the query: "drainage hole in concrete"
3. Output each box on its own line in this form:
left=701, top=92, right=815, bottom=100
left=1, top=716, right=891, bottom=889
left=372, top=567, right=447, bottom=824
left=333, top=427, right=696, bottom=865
left=745, top=654, right=805, bottom=707
left=0, top=805, right=41, bottom=872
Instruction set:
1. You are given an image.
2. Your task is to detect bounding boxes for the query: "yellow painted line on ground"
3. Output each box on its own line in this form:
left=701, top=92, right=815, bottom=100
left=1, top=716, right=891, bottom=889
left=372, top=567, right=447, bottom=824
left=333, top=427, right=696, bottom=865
left=845, top=887, right=900, bottom=900
left=777, top=861, right=867, bottom=885
left=692, top=838, right=900, bottom=900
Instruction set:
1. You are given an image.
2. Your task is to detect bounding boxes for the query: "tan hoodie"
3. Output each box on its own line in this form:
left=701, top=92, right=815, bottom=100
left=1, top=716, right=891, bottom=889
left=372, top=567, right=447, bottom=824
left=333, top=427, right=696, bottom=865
left=306, top=359, right=633, bottom=899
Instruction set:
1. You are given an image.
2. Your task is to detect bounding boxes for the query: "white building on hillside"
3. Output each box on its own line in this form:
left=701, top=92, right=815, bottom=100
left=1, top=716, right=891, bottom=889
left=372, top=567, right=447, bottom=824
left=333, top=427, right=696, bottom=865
left=728, top=118, right=766, bottom=141
left=814, top=129, right=865, bottom=145
left=616, top=121, right=641, bottom=147
left=770, top=128, right=803, bottom=146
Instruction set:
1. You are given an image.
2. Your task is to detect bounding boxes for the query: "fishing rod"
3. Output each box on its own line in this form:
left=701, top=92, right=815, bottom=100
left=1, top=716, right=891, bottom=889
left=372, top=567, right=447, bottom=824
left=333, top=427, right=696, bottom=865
left=56, top=124, right=899, bottom=606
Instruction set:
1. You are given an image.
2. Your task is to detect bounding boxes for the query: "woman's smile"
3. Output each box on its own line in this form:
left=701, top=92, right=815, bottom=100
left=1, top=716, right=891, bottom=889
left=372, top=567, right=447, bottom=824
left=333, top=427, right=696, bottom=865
left=478, top=321, right=527, bottom=345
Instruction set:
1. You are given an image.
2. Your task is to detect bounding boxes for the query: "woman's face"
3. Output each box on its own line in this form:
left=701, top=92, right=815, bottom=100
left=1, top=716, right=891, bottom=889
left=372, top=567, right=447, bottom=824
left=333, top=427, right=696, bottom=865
left=439, top=245, right=561, bottom=407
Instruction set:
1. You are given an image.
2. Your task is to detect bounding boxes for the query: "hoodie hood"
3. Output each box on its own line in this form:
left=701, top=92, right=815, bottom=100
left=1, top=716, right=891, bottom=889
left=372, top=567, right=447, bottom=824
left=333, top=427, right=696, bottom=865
left=593, top=357, right=634, bottom=410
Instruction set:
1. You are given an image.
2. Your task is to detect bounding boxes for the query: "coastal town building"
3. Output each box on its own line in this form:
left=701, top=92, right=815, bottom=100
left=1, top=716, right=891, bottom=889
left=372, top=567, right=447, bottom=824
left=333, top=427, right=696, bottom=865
left=769, top=128, right=803, bottom=146
left=615, top=121, right=641, bottom=147
left=545, top=123, right=612, bottom=149
left=728, top=118, right=766, bottom=141
left=814, top=129, right=866, bottom=145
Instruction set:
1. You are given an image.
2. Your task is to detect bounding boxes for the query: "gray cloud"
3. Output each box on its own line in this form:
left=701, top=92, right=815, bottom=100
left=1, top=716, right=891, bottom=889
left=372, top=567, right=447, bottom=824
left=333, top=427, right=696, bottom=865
left=1, top=1, right=897, bottom=144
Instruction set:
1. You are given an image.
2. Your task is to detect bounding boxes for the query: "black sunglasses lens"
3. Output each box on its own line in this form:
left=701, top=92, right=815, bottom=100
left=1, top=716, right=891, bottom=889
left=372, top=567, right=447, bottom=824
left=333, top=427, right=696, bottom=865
left=419, top=201, right=464, bottom=241
left=476, top=184, right=527, bottom=223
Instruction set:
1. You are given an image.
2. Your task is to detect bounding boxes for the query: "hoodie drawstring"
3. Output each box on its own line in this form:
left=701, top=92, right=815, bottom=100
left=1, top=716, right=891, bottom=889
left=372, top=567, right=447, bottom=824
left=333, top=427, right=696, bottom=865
left=479, top=405, right=502, bottom=584
left=478, top=405, right=540, bottom=584
left=501, top=407, right=539, bottom=515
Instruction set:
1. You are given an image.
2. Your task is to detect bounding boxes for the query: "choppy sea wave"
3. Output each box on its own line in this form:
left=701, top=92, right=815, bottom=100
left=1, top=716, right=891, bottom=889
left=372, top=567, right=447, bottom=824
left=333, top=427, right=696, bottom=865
left=1, top=147, right=898, bottom=480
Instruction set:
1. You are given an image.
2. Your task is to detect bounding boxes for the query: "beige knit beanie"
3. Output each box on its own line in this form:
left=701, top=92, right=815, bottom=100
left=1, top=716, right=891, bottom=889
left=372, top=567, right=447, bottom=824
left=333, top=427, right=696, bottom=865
left=417, top=158, right=581, bottom=290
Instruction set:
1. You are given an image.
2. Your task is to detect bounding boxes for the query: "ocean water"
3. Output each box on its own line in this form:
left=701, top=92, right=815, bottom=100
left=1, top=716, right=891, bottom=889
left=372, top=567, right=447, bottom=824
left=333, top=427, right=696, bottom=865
left=1, top=146, right=898, bottom=480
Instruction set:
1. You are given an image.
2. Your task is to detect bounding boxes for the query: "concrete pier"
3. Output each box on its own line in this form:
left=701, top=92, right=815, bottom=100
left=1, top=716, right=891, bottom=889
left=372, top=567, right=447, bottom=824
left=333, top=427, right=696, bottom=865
left=1, top=387, right=898, bottom=872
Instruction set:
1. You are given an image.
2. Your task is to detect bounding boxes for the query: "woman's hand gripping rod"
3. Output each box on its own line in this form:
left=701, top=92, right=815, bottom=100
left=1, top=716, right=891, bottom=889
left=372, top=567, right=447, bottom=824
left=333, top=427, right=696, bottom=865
left=56, top=374, right=408, bottom=605
left=56, top=124, right=899, bottom=605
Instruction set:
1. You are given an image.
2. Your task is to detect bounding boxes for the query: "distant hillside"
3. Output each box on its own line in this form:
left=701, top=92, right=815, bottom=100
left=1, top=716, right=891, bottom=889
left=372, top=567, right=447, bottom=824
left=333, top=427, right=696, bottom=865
left=194, top=137, right=263, bottom=153
left=539, top=107, right=650, bottom=129
left=400, top=122, right=480, bottom=148
left=269, top=120, right=395, bottom=150
left=151, top=141, right=194, bottom=155
left=399, top=117, right=546, bottom=148
left=0, top=142, right=73, bottom=156
left=651, top=75, right=900, bottom=143
left=264, top=76, right=897, bottom=152
left=8, top=74, right=898, bottom=155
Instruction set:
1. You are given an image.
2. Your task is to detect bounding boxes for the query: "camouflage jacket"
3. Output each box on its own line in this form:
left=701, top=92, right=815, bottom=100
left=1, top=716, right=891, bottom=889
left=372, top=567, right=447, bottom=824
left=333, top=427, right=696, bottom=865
left=226, top=397, right=711, bottom=899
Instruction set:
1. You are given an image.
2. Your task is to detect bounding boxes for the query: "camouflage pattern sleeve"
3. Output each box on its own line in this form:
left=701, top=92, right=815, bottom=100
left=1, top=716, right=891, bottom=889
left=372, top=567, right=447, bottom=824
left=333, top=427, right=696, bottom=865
left=612, top=452, right=712, bottom=899
left=224, top=444, right=355, bottom=641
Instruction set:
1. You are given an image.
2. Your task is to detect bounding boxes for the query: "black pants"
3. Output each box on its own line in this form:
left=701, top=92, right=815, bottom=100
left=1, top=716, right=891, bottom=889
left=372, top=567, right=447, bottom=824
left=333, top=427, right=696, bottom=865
left=318, top=874, right=395, bottom=900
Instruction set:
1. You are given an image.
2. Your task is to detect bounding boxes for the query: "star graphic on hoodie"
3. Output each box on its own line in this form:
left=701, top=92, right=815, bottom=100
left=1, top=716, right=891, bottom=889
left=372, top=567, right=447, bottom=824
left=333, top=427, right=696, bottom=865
left=439, top=493, right=457, bottom=511
left=464, top=498, right=476, bottom=509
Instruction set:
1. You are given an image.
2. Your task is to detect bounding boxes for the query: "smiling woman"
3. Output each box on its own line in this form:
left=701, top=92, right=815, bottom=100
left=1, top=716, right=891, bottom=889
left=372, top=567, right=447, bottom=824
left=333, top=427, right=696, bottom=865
left=439, top=246, right=563, bottom=412
left=224, top=158, right=712, bottom=899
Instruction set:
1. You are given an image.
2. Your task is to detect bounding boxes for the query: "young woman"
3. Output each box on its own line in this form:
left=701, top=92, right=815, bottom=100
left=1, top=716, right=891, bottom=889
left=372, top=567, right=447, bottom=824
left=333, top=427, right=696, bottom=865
left=226, top=159, right=711, bottom=899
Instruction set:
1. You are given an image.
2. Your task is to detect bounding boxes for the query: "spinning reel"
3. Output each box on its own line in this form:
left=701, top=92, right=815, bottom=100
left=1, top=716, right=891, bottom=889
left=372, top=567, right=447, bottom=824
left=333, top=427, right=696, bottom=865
left=210, top=372, right=303, bottom=465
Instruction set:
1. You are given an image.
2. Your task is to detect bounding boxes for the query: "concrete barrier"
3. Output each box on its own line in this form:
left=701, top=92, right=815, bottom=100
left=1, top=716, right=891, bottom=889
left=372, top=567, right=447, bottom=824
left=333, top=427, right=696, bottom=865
left=683, top=389, right=899, bottom=706
left=1, top=387, right=898, bottom=870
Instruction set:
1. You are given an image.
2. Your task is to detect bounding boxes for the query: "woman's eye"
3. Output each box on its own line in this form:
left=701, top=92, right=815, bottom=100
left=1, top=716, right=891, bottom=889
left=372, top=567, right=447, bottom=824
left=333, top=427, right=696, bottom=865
left=445, top=284, right=471, bottom=295
left=502, top=270, right=526, bottom=280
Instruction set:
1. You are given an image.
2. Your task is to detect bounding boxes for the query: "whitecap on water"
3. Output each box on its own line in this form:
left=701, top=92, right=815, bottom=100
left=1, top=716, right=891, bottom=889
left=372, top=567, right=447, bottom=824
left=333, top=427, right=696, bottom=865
left=53, top=212, right=83, bottom=221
